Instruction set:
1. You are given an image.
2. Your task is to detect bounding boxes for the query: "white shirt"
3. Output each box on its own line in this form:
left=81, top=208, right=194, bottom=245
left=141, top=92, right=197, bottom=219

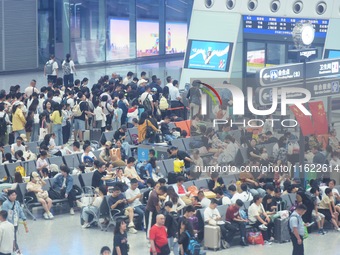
left=200, top=197, right=211, bottom=208
left=67, top=98, right=75, bottom=108
left=221, top=196, right=232, bottom=206
left=47, top=60, right=58, bottom=75
left=203, top=207, right=221, bottom=222
left=24, top=86, right=39, bottom=97
left=94, top=106, right=104, bottom=121
left=0, top=220, right=15, bottom=254
left=248, top=202, right=265, bottom=224
left=52, top=96, right=62, bottom=104
left=62, top=60, right=75, bottom=74
left=123, top=77, right=131, bottom=85
left=169, top=85, right=180, bottom=101
left=164, top=196, right=186, bottom=212
left=11, top=144, right=26, bottom=154
left=231, top=191, right=253, bottom=204
left=140, top=92, right=153, bottom=104
left=81, top=151, right=96, bottom=163
left=125, top=188, right=142, bottom=208
left=320, top=186, right=340, bottom=199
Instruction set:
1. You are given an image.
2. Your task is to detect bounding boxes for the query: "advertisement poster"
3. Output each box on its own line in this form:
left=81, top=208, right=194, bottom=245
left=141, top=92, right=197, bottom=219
left=185, top=40, right=233, bottom=72
left=165, top=22, right=187, bottom=54
left=136, top=20, right=159, bottom=57
left=108, top=18, right=130, bottom=60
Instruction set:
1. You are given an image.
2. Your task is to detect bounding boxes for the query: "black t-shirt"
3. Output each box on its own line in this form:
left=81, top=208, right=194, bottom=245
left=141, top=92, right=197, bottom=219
left=178, top=231, right=190, bottom=254
left=108, top=193, right=126, bottom=212
left=247, top=146, right=260, bottom=160
left=208, top=177, right=226, bottom=192
left=177, top=216, right=194, bottom=239
left=174, top=150, right=191, bottom=169
left=160, top=122, right=171, bottom=135
left=165, top=211, right=179, bottom=238
left=74, top=100, right=89, bottom=121
left=113, top=232, right=129, bottom=255
left=91, top=170, right=106, bottom=188
left=114, top=130, right=126, bottom=141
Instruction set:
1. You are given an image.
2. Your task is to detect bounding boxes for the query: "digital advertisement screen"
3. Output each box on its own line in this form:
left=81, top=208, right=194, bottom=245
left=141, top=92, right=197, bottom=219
left=136, top=20, right=159, bottom=57
left=165, top=22, right=187, bottom=54
left=325, top=49, right=340, bottom=59
left=247, top=49, right=265, bottom=73
left=184, top=40, right=233, bottom=72
left=108, top=18, right=131, bottom=60
left=243, top=15, right=329, bottom=38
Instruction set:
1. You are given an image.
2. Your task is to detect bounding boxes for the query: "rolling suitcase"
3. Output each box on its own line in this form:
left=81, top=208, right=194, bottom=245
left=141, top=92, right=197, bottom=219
left=274, top=218, right=290, bottom=243
left=203, top=225, right=221, bottom=251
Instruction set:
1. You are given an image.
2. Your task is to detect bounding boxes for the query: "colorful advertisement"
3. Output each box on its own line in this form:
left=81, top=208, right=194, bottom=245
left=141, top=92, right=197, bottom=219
left=108, top=18, right=131, bottom=60
left=137, top=20, right=159, bottom=57
left=165, top=22, right=187, bottom=54
left=247, top=49, right=265, bottom=73
left=184, top=40, right=233, bottom=72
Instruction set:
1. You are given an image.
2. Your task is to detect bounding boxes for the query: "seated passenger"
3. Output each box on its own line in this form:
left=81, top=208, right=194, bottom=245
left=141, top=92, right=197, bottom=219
left=125, top=178, right=145, bottom=230
left=108, top=186, right=137, bottom=234
left=80, top=185, right=106, bottom=228
left=248, top=195, right=274, bottom=244
left=26, top=172, right=53, bottom=220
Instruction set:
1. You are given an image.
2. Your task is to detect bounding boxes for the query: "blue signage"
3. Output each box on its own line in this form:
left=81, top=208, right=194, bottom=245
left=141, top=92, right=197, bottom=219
left=243, top=15, right=328, bottom=38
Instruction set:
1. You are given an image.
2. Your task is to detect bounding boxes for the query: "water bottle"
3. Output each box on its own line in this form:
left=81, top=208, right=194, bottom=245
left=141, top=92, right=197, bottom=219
left=277, top=201, right=281, bottom=212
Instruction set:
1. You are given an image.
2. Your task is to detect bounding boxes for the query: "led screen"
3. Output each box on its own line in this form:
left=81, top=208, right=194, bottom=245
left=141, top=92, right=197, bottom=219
left=326, top=50, right=340, bottom=59
left=165, top=22, right=187, bottom=54
left=137, top=20, right=159, bottom=57
left=184, top=40, right=233, bottom=72
left=108, top=18, right=130, bottom=60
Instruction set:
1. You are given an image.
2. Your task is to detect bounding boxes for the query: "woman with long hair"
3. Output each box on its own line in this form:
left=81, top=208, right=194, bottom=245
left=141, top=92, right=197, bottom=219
left=62, top=53, right=76, bottom=87
left=178, top=218, right=195, bottom=255
left=28, top=98, right=40, bottom=142
left=50, top=103, right=63, bottom=146
left=12, top=102, right=26, bottom=139
left=137, top=111, right=159, bottom=144
left=165, top=186, right=186, bottom=213
left=145, top=156, right=159, bottom=181
left=113, top=219, right=129, bottom=255
left=43, top=99, right=53, bottom=133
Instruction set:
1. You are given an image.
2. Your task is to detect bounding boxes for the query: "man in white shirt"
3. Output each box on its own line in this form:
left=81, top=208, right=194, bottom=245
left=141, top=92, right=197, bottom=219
left=125, top=178, right=145, bottom=230
left=44, top=54, right=58, bottom=84
left=140, top=86, right=153, bottom=105
left=0, top=210, right=15, bottom=255
left=123, top=71, right=134, bottom=85
left=197, top=191, right=212, bottom=208
left=169, top=80, right=187, bottom=119
left=231, top=183, right=253, bottom=204
left=203, top=199, right=233, bottom=249
left=24, top=79, right=39, bottom=98
left=11, top=137, right=26, bottom=156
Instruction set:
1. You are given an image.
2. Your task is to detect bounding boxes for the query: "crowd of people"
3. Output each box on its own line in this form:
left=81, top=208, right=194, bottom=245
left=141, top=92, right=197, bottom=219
left=0, top=53, right=339, bottom=255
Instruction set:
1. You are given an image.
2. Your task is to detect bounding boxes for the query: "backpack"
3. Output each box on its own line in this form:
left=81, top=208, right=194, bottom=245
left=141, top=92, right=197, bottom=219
left=185, top=231, right=201, bottom=255
left=45, top=60, right=54, bottom=75
left=190, top=88, right=201, bottom=105
left=15, top=165, right=26, bottom=177
left=63, top=61, right=71, bottom=75
left=0, top=113, right=7, bottom=135
left=143, top=95, right=153, bottom=112
left=159, top=96, right=169, bottom=110
left=72, top=101, right=82, bottom=117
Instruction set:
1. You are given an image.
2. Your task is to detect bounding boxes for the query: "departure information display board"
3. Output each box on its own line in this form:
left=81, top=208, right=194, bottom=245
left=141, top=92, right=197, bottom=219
left=243, top=15, right=329, bottom=38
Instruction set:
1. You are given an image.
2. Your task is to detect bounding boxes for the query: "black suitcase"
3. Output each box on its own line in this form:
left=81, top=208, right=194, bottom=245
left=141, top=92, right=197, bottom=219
left=274, top=218, right=291, bottom=243
left=90, top=128, right=102, bottom=141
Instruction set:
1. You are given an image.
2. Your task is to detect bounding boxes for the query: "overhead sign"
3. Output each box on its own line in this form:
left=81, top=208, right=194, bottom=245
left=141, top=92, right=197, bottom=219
left=306, top=78, right=340, bottom=98
left=306, top=59, right=340, bottom=79
left=257, top=58, right=340, bottom=87
left=257, top=63, right=304, bottom=87
left=256, top=87, right=304, bottom=105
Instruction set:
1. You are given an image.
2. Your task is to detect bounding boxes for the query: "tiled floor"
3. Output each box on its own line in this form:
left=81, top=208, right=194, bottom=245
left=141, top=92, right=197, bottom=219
left=17, top=210, right=340, bottom=255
